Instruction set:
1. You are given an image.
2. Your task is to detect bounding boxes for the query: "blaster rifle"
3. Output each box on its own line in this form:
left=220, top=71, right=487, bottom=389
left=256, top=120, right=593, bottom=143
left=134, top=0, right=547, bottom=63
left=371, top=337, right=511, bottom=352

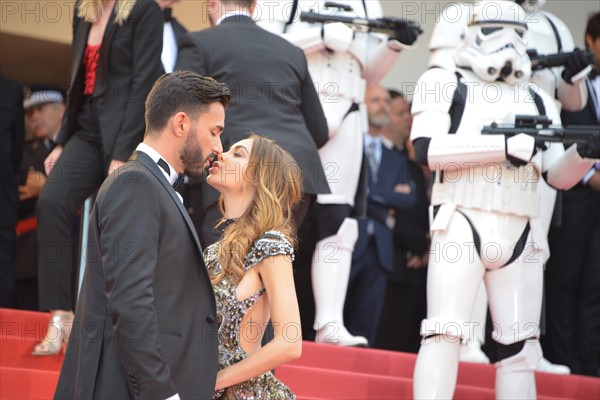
left=481, top=115, right=600, bottom=145
left=527, top=49, right=594, bottom=71
left=299, top=9, right=423, bottom=36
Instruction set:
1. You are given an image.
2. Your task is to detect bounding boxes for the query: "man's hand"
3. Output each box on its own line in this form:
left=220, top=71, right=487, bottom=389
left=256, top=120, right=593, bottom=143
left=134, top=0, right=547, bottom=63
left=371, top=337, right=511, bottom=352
left=108, top=159, right=126, bottom=176
left=19, top=170, right=47, bottom=201
left=393, top=183, right=412, bottom=194
left=44, top=145, right=63, bottom=176
left=406, top=254, right=428, bottom=270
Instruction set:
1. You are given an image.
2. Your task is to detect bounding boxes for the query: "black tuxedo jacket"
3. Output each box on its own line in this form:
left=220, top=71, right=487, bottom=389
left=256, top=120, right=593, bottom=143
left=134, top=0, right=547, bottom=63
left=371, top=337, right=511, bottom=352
left=176, top=15, right=329, bottom=195
left=56, top=0, right=163, bottom=162
left=54, top=152, right=218, bottom=400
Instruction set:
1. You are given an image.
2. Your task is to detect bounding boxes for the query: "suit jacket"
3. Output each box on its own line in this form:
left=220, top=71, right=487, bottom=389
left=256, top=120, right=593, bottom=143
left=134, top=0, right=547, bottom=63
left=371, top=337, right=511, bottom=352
left=54, top=152, right=218, bottom=400
left=176, top=15, right=329, bottom=195
left=56, top=0, right=163, bottom=162
left=354, top=145, right=418, bottom=273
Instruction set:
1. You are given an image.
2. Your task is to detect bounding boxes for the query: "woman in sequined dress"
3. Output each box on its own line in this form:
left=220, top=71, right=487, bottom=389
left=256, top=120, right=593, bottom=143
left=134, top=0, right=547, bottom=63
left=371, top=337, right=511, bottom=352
left=204, top=134, right=303, bottom=399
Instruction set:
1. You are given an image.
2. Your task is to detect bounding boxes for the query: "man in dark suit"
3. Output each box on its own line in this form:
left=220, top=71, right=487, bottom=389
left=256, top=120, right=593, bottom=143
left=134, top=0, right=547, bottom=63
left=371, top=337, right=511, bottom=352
left=344, top=85, right=418, bottom=346
left=0, top=77, right=24, bottom=308
left=376, top=90, right=429, bottom=353
left=54, top=71, right=231, bottom=399
left=176, top=0, right=329, bottom=246
left=542, top=11, right=600, bottom=377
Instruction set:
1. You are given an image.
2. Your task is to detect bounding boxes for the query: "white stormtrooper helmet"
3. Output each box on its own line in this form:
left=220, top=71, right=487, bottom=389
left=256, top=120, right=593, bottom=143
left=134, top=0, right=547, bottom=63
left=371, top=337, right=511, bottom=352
left=515, top=0, right=546, bottom=10
left=454, top=0, right=532, bottom=84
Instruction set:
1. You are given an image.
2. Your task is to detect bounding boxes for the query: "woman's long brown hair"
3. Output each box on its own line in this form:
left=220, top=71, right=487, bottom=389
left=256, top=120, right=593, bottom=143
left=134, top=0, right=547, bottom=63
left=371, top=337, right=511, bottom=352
left=212, top=135, right=303, bottom=285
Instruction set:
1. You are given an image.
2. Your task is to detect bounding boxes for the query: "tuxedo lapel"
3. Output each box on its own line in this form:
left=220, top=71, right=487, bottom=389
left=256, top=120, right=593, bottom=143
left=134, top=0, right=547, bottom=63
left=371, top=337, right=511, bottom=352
left=70, top=19, right=91, bottom=85
left=377, top=146, right=389, bottom=183
left=93, top=7, right=118, bottom=99
left=129, top=151, right=203, bottom=255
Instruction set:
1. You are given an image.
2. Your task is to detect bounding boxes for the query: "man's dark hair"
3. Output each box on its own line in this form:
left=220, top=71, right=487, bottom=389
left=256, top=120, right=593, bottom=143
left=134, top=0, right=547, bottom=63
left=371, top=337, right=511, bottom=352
left=585, top=12, right=600, bottom=42
left=145, top=71, right=231, bottom=135
left=222, top=0, right=253, bottom=8
left=388, top=89, right=405, bottom=100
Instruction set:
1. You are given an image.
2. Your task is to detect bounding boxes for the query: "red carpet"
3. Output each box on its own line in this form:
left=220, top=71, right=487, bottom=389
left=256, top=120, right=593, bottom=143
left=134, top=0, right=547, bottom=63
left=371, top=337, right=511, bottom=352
left=2, top=308, right=599, bottom=399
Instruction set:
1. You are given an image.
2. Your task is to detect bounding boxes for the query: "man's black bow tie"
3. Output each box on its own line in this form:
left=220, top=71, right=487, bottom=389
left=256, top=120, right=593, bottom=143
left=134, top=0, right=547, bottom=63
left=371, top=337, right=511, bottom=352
left=157, top=158, right=184, bottom=190
left=172, top=173, right=185, bottom=191
left=163, top=8, right=173, bottom=22
left=589, top=68, right=599, bottom=80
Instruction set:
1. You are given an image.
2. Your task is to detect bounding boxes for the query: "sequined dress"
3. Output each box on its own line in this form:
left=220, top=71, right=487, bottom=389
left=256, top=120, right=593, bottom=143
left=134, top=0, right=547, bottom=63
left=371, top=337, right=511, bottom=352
left=204, top=231, right=296, bottom=400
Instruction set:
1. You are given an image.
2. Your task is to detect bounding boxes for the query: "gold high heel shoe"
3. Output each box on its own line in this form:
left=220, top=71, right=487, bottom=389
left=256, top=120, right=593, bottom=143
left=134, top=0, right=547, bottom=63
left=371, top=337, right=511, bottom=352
left=32, top=312, right=74, bottom=356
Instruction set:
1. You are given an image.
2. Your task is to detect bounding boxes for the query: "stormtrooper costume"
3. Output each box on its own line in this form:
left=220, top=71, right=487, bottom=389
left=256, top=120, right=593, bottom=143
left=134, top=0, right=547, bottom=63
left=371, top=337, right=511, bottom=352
left=256, top=0, right=418, bottom=346
left=427, top=0, right=592, bottom=370
left=411, top=2, right=599, bottom=398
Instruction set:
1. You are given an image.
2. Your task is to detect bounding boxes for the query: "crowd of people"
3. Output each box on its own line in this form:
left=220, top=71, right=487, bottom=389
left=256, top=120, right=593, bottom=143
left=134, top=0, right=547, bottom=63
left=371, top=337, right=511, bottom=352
left=1, top=0, right=599, bottom=398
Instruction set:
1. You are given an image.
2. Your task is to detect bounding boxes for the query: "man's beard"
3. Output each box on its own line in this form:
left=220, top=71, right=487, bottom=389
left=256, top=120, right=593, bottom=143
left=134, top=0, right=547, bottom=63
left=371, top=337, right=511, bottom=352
left=369, top=114, right=389, bottom=128
left=179, top=127, right=205, bottom=178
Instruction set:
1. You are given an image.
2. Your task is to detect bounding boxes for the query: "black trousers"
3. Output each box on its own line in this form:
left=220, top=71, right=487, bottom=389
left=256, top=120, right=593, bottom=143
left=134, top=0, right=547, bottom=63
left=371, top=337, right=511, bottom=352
left=542, top=186, right=600, bottom=376
left=37, top=133, right=105, bottom=311
left=0, top=173, right=18, bottom=308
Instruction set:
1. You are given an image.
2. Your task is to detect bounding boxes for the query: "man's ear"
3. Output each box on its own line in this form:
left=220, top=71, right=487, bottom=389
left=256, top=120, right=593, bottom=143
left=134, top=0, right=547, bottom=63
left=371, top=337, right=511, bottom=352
left=585, top=34, right=593, bottom=50
left=172, top=112, right=188, bottom=138
left=248, top=0, right=257, bottom=16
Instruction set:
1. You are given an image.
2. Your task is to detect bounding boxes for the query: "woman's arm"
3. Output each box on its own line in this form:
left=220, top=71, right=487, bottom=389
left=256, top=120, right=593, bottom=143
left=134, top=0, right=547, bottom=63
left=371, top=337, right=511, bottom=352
left=215, top=254, right=302, bottom=390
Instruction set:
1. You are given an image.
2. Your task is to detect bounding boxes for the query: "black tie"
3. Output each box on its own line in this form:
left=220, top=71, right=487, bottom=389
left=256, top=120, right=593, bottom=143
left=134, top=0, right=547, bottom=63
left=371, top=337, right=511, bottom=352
left=589, top=68, right=599, bottom=80
left=157, top=158, right=184, bottom=190
left=172, top=173, right=185, bottom=191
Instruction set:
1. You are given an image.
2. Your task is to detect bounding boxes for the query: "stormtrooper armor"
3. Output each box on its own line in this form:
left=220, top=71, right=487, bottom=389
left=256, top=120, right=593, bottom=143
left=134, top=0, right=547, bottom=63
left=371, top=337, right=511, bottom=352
left=411, top=2, right=598, bottom=398
left=429, top=0, right=589, bottom=372
left=429, top=0, right=589, bottom=111
left=256, top=0, right=413, bottom=346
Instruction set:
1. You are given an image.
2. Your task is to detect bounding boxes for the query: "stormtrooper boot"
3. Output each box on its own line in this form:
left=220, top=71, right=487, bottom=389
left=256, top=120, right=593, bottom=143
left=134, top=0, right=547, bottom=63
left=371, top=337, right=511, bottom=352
left=312, top=218, right=367, bottom=347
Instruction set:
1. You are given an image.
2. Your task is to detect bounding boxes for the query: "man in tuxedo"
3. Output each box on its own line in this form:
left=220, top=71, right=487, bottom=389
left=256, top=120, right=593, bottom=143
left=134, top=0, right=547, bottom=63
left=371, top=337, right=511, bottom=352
left=344, top=85, right=418, bottom=346
left=176, top=0, right=329, bottom=246
left=156, top=0, right=187, bottom=73
left=54, top=71, right=231, bottom=399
